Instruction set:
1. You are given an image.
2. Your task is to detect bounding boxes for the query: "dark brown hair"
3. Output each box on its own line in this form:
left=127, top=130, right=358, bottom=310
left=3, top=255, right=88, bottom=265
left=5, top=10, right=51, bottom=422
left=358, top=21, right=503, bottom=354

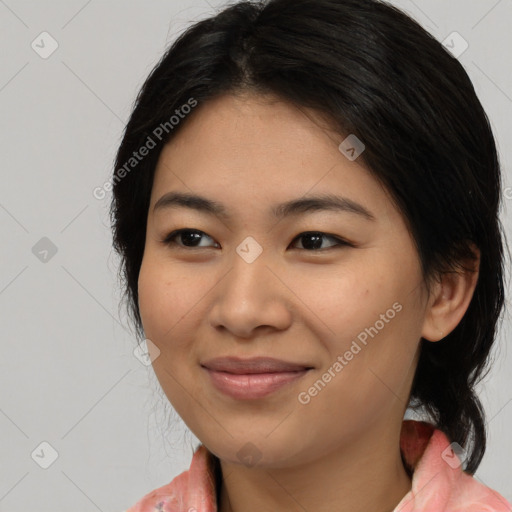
left=110, top=0, right=506, bottom=474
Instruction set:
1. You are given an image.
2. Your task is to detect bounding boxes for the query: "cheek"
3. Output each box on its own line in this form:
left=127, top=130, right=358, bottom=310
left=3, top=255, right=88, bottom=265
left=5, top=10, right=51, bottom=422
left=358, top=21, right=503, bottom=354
left=137, top=257, right=200, bottom=337
left=137, top=256, right=220, bottom=382
left=327, top=294, right=422, bottom=402
left=301, top=263, right=394, bottom=341
left=137, top=261, right=170, bottom=338
left=137, top=258, right=205, bottom=407
left=307, top=254, right=424, bottom=377
left=297, top=297, right=421, bottom=442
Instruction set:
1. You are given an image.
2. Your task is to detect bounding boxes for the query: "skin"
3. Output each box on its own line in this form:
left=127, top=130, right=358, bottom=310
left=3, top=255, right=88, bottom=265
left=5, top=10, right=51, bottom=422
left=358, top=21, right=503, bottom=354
left=137, top=91, right=479, bottom=512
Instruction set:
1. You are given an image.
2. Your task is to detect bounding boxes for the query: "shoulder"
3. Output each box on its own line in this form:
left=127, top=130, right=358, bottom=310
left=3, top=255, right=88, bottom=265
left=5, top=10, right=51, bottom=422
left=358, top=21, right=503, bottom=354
left=398, top=421, right=511, bottom=511
left=123, top=444, right=218, bottom=512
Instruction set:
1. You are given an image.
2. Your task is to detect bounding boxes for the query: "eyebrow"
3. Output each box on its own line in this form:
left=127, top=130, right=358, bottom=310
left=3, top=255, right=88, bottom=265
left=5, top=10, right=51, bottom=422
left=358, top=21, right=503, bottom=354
left=153, top=191, right=375, bottom=222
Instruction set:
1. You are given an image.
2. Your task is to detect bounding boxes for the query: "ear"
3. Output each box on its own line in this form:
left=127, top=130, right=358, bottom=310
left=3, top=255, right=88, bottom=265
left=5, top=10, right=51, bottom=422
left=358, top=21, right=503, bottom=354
left=421, top=246, right=480, bottom=342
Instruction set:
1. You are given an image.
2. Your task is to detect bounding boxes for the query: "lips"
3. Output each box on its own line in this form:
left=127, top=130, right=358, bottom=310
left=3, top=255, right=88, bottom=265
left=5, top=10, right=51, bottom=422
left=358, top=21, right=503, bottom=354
left=200, top=356, right=314, bottom=399
left=200, top=356, right=313, bottom=374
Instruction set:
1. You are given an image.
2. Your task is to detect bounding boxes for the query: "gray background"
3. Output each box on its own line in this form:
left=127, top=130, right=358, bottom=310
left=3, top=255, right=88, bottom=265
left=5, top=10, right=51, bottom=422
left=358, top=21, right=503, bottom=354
left=0, top=0, right=511, bottom=510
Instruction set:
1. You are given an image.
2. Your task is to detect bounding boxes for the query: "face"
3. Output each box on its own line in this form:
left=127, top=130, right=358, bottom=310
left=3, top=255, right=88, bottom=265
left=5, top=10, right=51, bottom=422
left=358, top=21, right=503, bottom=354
left=138, top=91, right=430, bottom=469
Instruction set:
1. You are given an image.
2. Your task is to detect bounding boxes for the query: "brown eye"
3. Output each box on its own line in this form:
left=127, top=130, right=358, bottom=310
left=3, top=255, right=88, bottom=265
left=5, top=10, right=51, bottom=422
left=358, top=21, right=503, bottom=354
left=290, top=231, right=351, bottom=251
left=162, top=229, right=219, bottom=248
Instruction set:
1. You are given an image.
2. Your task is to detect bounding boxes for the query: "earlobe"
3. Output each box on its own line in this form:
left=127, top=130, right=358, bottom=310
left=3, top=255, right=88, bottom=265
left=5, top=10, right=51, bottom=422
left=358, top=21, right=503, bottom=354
left=421, top=247, right=480, bottom=342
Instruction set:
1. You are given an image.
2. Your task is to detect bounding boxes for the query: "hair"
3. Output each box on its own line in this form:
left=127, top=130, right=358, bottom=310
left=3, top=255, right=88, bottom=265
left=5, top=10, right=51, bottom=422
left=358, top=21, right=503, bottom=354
left=110, top=0, right=506, bottom=474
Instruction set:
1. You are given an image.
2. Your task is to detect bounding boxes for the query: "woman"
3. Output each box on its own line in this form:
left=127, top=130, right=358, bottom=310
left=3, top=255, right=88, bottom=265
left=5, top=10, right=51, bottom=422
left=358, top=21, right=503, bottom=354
left=111, top=0, right=511, bottom=510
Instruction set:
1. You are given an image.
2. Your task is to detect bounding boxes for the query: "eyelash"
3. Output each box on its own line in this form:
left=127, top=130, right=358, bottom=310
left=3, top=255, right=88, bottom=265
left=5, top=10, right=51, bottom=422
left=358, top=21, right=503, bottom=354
left=160, top=229, right=353, bottom=252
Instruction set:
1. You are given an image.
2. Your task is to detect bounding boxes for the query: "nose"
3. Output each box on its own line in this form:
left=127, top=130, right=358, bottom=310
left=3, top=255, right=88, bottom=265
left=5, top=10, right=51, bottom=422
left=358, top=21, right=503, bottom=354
left=208, top=248, right=293, bottom=339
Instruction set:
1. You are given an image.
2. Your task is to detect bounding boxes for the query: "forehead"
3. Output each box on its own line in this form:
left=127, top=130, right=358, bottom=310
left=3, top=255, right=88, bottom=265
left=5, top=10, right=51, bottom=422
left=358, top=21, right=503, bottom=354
left=151, top=92, right=381, bottom=202
left=147, top=94, right=415, bottom=244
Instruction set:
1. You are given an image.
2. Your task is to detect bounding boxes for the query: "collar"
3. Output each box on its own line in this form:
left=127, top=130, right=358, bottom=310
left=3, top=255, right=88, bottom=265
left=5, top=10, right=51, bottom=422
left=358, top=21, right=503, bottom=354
left=127, top=420, right=511, bottom=511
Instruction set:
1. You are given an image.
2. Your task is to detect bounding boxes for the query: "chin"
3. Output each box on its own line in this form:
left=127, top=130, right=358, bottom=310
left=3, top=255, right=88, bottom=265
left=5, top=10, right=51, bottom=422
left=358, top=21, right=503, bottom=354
left=204, top=436, right=311, bottom=469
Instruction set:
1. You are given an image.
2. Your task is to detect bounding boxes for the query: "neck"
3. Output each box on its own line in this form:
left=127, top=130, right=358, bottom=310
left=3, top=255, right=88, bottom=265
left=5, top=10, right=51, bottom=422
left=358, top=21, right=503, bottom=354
left=217, top=421, right=413, bottom=512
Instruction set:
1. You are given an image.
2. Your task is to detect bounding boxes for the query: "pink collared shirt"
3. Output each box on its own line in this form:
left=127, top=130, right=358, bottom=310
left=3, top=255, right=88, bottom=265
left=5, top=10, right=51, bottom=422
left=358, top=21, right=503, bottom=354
left=123, top=420, right=511, bottom=512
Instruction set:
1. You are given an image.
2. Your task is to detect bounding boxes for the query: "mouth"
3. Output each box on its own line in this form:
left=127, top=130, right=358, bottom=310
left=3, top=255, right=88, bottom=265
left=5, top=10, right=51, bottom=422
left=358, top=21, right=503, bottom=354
left=200, top=356, right=313, bottom=400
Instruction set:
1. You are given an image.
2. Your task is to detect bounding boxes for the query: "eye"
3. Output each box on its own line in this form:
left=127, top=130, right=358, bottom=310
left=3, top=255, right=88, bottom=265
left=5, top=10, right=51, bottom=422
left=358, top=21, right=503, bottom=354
left=290, top=231, right=351, bottom=251
left=161, top=229, right=219, bottom=248
left=161, top=229, right=352, bottom=251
